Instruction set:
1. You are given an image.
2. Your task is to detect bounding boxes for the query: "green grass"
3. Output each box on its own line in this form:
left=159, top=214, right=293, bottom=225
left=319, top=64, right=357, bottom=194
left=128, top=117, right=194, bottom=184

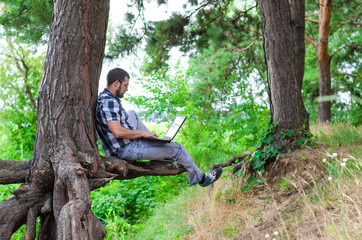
left=313, top=123, right=362, bottom=146
left=126, top=186, right=202, bottom=240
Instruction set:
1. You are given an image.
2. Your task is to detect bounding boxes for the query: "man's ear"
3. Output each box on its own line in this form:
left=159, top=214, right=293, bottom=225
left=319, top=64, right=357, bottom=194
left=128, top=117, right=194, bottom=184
left=113, top=80, right=120, bottom=88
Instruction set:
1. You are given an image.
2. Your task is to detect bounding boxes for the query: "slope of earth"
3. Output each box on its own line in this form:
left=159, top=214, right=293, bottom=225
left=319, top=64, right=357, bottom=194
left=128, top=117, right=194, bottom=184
left=184, top=144, right=362, bottom=240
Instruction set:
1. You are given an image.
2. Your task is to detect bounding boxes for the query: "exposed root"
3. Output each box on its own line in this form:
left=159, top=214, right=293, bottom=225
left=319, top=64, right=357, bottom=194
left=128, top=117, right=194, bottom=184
left=211, top=154, right=251, bottom=173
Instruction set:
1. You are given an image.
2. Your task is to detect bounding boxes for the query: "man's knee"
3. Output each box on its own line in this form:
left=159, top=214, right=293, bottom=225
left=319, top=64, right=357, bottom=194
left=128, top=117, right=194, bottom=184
left=127, top=110, right=137, bottom=117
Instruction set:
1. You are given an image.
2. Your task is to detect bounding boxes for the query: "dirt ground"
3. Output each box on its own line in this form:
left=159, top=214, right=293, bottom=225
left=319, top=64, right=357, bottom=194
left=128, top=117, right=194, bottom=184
left=233, top=144, right=360, bottom=240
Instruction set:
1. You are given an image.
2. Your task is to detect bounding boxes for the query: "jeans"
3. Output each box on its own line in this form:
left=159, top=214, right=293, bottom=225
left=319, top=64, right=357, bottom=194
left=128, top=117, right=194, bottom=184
left=117, top=110, right=204, bottom=185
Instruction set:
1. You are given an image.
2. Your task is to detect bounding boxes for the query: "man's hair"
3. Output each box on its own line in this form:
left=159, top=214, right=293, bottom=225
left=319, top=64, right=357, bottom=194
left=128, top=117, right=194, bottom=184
left=107, top=68, right=130, bottom=86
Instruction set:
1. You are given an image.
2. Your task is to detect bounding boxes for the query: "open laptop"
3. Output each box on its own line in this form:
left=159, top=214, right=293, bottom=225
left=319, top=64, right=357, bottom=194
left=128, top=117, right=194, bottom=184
left=143, top=115, right=187, bottom=143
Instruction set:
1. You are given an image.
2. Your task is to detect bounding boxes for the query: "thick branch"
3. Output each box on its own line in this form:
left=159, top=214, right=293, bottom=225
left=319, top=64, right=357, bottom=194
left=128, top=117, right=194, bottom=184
left=101, top=156, right=187, bottom=180
left=0, top=159, right=30, bottom=184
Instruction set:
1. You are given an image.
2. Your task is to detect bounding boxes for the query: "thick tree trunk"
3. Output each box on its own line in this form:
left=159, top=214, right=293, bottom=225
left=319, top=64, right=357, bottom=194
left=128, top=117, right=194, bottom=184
left=257, top=0, right=309, bottom=138
left=317, top=0, right=332, bottom=123
left=33, top=0, right=111, bottom=238
left=1, top=1, right=110, bottom=239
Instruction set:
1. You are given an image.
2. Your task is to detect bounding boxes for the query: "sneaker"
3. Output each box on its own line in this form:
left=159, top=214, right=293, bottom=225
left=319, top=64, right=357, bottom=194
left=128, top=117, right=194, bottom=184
left=199, top=167, right=223, bottom=187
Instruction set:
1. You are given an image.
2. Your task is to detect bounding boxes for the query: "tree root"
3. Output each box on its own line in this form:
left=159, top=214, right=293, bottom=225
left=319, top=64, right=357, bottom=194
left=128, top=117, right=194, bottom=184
left=210, top=153, right=251, bottom=174
left=0, top=156, right=187, bottom=239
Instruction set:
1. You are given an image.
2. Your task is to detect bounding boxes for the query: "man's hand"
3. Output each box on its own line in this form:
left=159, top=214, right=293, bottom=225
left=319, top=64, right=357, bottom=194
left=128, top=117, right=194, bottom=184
left=107, top=121, right=158, bottom=139
left=141, top=130, right=158, bottom=139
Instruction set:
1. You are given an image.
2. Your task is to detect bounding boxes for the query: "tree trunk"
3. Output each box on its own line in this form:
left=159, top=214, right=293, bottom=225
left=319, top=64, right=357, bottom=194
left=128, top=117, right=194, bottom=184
left=1, top=0, right=110, bottom=239
left=257, top=0, right=309, bottom=139
left=317, top=0, right=332, bottom=123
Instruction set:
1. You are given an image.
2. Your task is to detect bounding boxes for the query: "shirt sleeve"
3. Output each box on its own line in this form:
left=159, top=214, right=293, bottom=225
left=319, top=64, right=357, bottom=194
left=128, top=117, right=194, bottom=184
left=102, top=98, right=122, bottom=122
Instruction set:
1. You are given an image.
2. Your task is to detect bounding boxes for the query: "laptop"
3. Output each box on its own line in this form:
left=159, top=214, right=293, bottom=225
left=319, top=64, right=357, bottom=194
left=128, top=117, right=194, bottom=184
left=143, top=115, right=187, bottom=143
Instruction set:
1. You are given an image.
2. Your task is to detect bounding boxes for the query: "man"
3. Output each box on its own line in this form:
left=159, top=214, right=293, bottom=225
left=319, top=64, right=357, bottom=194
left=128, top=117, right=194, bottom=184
left=95, top=68, right=222, bottom=187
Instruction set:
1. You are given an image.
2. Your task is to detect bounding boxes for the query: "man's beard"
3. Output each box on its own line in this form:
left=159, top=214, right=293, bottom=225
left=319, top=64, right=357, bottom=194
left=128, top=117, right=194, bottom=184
left=116, top=86, right=124, bottom=98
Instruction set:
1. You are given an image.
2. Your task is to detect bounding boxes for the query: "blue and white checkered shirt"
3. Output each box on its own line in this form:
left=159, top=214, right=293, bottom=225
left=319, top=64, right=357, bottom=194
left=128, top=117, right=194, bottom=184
left=95, top=89, right=133, bottom=156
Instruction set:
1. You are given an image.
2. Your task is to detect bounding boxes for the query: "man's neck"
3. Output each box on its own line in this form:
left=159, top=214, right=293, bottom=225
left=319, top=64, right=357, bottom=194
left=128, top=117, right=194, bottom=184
left=106, top=87, right=117, bottom=96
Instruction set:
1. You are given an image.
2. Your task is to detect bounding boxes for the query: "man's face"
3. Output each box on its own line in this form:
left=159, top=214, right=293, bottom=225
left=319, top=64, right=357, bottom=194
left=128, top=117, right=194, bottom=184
left=115, top=77, right=129, bottom=98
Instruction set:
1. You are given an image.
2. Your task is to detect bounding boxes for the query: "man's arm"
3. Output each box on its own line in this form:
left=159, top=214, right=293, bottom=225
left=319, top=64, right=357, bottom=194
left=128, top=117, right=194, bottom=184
left=107, top=121, right=158, bottom=139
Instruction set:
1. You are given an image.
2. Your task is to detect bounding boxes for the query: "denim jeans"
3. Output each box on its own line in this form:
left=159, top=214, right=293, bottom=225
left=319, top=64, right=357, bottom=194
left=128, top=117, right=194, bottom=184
left=117, top=110, right=204, bottom=185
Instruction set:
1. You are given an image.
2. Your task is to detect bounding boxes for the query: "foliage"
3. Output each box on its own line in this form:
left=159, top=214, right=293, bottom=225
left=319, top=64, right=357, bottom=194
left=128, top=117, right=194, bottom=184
left=107, top=0, right=362, bottom=127
left=91, top=174, right=188, bottom=230
left=0, top=0, right=53, bottom=44
left=128, top=60, right=269, bottom=168
left=0, top=40, right=44, bottom=160
left=304, top=0, right=362, bottom=126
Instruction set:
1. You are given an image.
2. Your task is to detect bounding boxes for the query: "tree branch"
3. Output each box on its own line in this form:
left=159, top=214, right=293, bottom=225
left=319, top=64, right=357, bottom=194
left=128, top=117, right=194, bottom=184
left=0, top=185, right=51, bottom=240
left=227, top=5, right=257, bottom=23
left=306, top=18, right=319, bottom=24
left=6, top=38, right=37, bottom=111
left=339, top=21, right=362, bottom=26
left=330, top=43, right=360, bottom=59
left=0, top=156, right=187, bottom=189
left=304, top=35, right=318, bottom=48
left=306, top=18, right=362, bottom=26
left=0, top=159, right=30, bottom=184
left=101, top=156, right=186, bottom=180
left=55, top=161, right=106, bottom=239
left=210, top=153, right=251, bottom=174
left=334, top=72, right=362, bottom=78
left=186, top=0, right=213, bottom=19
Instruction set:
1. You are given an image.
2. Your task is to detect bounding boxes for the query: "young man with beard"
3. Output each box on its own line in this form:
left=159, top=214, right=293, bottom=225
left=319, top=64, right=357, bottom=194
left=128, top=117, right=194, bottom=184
left=95, top=68, right=222, bottom=187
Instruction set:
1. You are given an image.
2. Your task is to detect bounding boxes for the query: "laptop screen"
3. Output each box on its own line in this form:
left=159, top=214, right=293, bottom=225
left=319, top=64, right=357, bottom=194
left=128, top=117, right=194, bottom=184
left=163, top=115, right=186, bottom=140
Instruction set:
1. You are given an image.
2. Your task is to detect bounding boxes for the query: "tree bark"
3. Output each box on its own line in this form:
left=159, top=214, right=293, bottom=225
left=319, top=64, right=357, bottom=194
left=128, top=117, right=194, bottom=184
left=0, top=156, right=185, bottom=239
left=0, top=0, right=110, bottom=239
left=0, top=159, right=30, bottom=184
left=257, top=0, right=309, bottom=138
left=317, top=0, right=332, bottom=123
left=33, top=0, right=110, bottom=238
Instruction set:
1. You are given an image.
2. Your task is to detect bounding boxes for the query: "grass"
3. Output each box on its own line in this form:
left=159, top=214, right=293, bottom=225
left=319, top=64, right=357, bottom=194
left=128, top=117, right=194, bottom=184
left=119, top=186, right=203, bottom=240
left=126, top=123, right=362, bottom=239
left=311, top=123, right=362, bottom=146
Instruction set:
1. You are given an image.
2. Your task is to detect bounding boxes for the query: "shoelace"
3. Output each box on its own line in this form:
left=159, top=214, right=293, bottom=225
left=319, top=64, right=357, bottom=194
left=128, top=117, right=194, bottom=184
left=205, top=170, right=217, bottom=180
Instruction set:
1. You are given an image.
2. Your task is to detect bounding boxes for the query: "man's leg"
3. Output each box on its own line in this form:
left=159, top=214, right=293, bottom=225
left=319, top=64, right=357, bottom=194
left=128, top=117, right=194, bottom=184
left=117, top=140, right=204, bottom=185
left=127, top=110, right=149, bottom=131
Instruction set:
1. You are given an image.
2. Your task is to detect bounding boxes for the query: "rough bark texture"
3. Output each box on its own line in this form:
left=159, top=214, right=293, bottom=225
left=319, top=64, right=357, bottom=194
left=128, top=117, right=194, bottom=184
left=304, top=0, right=333, bottom=124
left=32, top=0, right=110, bottom=238
left=0, top=159, right=30, bottom=184
left=0, top=157, right=186, bottom=239
left=0, top=1, right=111, bottom=239
left=317, top=0, right=332, bottom=123
left=257, top=0, right=309, bottom=138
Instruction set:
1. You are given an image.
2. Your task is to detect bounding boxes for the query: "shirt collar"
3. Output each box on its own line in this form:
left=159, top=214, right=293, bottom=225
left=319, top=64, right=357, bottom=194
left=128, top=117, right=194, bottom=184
left=104, top=88, right=118, bottom=99
left=103, top=88, right=123, bottom=105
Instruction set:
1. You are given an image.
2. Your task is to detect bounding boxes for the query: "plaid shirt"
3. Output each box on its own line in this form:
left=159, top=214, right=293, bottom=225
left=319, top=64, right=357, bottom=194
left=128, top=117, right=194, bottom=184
left=95, top=89, right=133, bottom=156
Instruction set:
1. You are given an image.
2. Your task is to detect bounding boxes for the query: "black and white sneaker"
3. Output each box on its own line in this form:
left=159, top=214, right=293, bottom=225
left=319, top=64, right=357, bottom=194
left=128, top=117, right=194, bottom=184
left=199, top=167, right=223, bottom=187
